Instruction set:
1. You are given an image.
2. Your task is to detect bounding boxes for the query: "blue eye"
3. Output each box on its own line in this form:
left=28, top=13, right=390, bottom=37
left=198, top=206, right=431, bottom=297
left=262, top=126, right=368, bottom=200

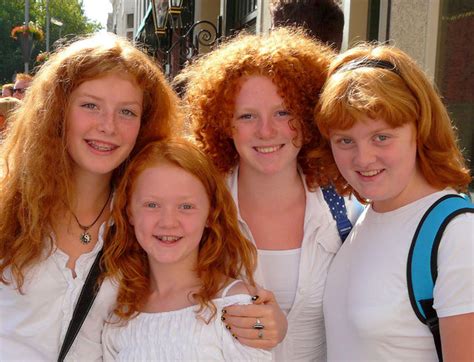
left=121, top=109, right=138, bottom=117
left=237, top=113, right=253, bottom=121
left=146, top=202, right=158, bottom=208
left=179, top=203, right=193, bottom=210
left=375, top=134, right=389, bottom=142
left=81, top=103, right=97, bottom=110
left=340, top=138, right=353, bottom=145
left=276, top=110, right=290, bottom=117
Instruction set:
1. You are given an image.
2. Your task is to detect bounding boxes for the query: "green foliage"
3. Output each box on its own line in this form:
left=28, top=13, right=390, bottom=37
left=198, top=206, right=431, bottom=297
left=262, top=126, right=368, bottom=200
left=0, top=0, right=102, bottom=84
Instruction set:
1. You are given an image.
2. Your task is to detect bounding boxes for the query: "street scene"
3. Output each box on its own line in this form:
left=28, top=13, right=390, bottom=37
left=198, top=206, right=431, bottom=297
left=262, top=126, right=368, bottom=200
left=0, top=0, right=473, bottom=361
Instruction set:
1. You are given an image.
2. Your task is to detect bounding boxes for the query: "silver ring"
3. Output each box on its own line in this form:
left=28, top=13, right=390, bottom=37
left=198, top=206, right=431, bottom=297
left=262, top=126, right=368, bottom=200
left=258, top=330, right=264, bottom=339
left=253, top=318, right=264, bottom=330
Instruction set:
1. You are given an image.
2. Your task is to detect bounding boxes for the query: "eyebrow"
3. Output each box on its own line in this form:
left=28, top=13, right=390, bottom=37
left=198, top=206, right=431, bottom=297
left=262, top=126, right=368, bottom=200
left=77, top=93, right=142, bottom=106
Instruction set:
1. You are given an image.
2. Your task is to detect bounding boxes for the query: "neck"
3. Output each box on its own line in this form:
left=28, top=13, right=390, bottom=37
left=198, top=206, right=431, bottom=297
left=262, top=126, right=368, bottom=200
left=72, top=170, right=112, bottom=213
left=237, top=164, right=303, bottom=203
left=148, top=256, right=201, bottom=296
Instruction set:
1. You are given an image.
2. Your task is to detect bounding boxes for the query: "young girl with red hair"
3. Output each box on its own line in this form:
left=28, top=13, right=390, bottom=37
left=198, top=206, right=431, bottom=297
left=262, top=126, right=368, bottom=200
left=316, top=44, right=473, bottom=361
left=101, top=139, right=271, bottom=361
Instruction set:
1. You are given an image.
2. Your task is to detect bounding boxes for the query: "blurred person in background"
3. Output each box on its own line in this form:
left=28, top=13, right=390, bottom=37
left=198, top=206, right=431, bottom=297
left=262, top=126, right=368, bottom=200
left=12, top=73, right=33, bottom=100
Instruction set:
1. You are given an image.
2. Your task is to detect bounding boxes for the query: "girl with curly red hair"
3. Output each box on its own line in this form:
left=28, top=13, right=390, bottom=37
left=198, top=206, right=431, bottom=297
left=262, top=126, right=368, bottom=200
left=0, top=33, right=179, bottom=360
left=101, top=139, right=271, bottom=361
left=177, top=27, right=361, bottom=360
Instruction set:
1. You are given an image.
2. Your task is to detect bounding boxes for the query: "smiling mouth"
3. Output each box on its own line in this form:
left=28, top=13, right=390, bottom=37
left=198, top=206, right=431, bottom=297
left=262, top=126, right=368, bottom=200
left=358, top=169, right=383, bottom=177
left=254, top=145, right=283, bottom=154
left=86, top=140, right=118, bottom=152
left=155, top=235, right=182, bottom=244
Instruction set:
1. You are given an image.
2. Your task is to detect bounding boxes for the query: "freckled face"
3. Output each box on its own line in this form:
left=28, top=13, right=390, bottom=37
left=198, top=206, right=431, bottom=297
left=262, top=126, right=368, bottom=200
left=330, top=117, right=425, bottom=212
left=128, top=162, right=210, bottom=267
left=232, top=75, right=302, bottom=176
left=66, top=73, right=143, bottom=179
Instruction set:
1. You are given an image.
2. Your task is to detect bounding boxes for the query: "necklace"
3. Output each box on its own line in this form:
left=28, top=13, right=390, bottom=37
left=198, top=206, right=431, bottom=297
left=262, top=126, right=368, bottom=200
left=72, top=190, right=112, bottom=245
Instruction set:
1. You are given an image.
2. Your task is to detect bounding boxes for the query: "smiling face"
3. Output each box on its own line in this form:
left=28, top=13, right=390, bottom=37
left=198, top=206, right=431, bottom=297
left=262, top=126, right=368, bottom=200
left=232, top=75, right=301, bottom=176
left=66, top=73, right=143, bottom=180
left=128, top=162, right=210, bottom=268
left=329, top=117, right=428, bottom=212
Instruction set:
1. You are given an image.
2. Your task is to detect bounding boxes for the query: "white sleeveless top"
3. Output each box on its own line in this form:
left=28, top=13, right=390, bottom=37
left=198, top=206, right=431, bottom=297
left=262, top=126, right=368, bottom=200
left=258, top=248, right=301, bottom=314
left=102, top=280, right=272, bottom=361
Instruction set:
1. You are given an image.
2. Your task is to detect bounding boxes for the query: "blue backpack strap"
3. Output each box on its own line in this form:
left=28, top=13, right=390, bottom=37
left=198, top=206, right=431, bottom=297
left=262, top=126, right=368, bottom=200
left=321, top=185, right=353, bottom=242
left=407, top=194, right=474, bottom=362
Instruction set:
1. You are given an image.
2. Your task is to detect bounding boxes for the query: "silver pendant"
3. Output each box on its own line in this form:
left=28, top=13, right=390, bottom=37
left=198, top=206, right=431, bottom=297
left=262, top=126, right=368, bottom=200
left=80, top=232, right=92, bottom=244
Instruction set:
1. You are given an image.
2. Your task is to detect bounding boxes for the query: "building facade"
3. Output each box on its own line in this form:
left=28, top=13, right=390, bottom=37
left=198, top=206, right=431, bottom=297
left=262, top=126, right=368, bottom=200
left=108, top=0, right=136, bottom=39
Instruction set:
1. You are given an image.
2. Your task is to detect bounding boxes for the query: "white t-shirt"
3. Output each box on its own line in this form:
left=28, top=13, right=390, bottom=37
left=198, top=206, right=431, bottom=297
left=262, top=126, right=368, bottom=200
left=228, top=168, right=361, bottom=361
left=324, top=190, right=474, bottom=361
left=102, top=281, right=272, bottom=361
left=258, top=248, right=301, bottom=314
left=0, top=223, right=118, bottom=361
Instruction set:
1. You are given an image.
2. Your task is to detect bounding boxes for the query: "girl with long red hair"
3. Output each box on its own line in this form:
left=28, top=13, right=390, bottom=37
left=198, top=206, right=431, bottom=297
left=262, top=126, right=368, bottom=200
left=0, top=33, right=179, bottom=360
left=101, top=139, right=271, bottom=361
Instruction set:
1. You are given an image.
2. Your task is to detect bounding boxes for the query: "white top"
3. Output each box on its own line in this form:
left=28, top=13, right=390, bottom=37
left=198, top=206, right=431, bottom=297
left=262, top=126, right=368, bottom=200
left=228, top=167, right=361, bottom=361
left=324, top=190, right=474, bottom=361
left=0, top=223, right=118, bottom=361
left=102, top=281, right=272, bottom=361
left=258, top=248, right=301, bottom=313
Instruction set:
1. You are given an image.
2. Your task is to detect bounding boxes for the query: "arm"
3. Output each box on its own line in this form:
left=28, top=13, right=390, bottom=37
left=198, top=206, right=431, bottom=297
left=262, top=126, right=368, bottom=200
left=435, top=214, right=474, bottom=361
left=222, top=286, right=287, bottom=349
left=440, top=313, right=474, bottom=361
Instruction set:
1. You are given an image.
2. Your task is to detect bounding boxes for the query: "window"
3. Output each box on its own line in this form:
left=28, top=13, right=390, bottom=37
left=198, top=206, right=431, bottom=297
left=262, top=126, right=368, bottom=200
left=127, top=13, right=134, bottom=28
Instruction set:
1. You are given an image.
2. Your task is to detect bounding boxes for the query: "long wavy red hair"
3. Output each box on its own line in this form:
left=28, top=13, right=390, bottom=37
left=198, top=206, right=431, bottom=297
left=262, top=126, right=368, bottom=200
left=176, top=27, right=335, bottom=189
left=102, top=139, right=257, bottom=321
left=0, top=33, right=181, bottom=290
left=314, top=44, right=471, bottom=199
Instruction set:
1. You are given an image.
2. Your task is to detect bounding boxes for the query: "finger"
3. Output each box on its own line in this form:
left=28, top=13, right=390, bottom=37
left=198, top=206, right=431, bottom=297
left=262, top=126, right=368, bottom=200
left=225, top=325, right=278, bottom=349
left=251, top=287, right=277, bottom=305
left=223, top=303, right=271, bottom=318
left=222, top=314, right=276, bottom=332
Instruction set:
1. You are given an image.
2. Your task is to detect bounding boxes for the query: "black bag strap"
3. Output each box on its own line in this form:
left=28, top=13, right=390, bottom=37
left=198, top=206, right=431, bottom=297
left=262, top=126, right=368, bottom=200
left=57, top=249, right=104, bottom=362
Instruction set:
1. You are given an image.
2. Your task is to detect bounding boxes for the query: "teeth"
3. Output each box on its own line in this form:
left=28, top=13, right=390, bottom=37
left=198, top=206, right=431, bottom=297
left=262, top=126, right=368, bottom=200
left=360, top=170, right=382, bottom=177
left=255, top=145, right=281, bottom=154
left=158, top=235, right=181, bottom=242
left=87, top=140, right=116, bottom=151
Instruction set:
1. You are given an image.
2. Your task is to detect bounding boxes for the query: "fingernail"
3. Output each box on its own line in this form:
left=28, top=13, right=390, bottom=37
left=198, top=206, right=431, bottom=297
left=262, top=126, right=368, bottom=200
left=251, top=295, right=259, bottom=301
left=232, top=333, right=238, bottom=340
left=222, top=308, right=227, bottom=314
left=226, top=324, right=231, bottom=330
left=221, top=316, right=226, bottom=321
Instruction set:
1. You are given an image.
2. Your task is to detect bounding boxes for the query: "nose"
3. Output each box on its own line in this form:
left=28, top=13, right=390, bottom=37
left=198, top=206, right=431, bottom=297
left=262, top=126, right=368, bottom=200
left=159, top=207, right=179, bottom=228
left=353, top=143, right=377, bottom=168
left=97, top=110, right=116, bottom=134
left=256, top=115, right=277, bottom=139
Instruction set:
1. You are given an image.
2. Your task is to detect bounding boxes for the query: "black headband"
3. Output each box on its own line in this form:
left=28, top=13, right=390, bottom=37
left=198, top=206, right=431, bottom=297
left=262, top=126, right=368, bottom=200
left=335, top=58, right=400, bottom=76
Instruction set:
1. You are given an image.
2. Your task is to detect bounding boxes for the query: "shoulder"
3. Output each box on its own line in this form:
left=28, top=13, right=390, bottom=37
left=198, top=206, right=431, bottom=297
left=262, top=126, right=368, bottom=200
left=221, top=279, right=251, bottom=298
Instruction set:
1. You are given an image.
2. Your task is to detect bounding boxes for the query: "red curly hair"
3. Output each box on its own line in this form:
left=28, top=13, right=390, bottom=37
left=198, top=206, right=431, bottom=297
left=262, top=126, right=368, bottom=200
left=0, top=33, right=181, bottom=290
left=314, top=43, right=471, bottom=199
left=102, top=139, right=257, bottom=321
left=176, top=27, right=335, bottom=190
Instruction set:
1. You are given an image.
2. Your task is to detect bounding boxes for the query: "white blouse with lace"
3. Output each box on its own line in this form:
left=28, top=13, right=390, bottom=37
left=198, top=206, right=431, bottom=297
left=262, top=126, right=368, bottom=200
left=102, top=281, right=272, bottom=361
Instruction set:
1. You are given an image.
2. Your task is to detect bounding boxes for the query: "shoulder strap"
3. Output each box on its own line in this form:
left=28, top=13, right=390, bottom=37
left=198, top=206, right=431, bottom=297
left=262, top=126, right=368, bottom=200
left=407, top=194, right=474, bottom=362
left=221, top=280, right=243, bottom=298
left=321, top=185, right=353, bottom=242
left=57, top=249, right=104, bottom=362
